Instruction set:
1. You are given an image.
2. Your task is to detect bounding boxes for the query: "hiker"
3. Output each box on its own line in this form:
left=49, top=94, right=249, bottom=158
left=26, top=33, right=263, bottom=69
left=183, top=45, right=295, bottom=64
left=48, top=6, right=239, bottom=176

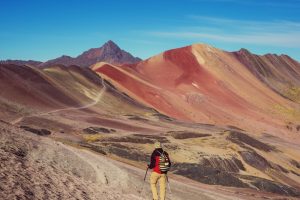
left=148, top=141, right=171, bottom=200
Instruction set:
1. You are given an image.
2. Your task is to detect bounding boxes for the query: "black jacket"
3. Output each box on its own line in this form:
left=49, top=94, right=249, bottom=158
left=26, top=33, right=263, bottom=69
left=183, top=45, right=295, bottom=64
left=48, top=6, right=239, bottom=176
left=148, top=148, right=171, bottom=173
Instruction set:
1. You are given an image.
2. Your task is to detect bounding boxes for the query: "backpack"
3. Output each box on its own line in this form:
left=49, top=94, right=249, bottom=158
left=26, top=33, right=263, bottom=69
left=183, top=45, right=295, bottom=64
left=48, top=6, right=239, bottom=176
left=158, top=150, right=170, bottom=173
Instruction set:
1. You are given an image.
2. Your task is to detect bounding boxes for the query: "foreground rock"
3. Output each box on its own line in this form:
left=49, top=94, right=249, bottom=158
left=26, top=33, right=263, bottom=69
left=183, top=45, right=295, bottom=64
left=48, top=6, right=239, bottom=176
left=0, top=123, right=143, bottom=200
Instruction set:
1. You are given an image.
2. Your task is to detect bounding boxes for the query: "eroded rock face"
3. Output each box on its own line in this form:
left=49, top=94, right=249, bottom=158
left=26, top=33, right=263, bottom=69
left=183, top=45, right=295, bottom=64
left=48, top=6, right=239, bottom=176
left=297, top=125, right=300, bottom=132
left=171, top=156, right=246, bottom=188
left=79, top=143, right=107, bottom=155
left=80, top=141, right=149, bottom=162
left=172, top=161, right=248, bottom=188
left=101, top=136, right=155, bottom=144
left=83, top=127, right=115, bottom=134
left=291, top=160, right=300, bottom=169
left=239, top=175, right=300, bottom=197
left=108, top=145, right=149, bottom=162
left=132, top=134, right=169, bottom=143
left=227, top=131, right=275, bottom=152
left=253, top=181, right=300, bottom=197
left=238, top=149, right=289, bottom=174
left=172, top=156, right=300, bottom=197
left=20, top=126, right=51, bottom=136
left=168, top=131, right=211, bottom=139
left=200, top=157, right=245, bottom=173
left=238, top=150, right=271, bottom=170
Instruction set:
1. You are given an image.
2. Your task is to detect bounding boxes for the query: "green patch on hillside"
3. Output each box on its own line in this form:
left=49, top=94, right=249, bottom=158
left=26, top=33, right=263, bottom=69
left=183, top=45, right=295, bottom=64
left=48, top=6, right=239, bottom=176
left=284, top=86, right=300, bottom=103
left=273, top=104, right=300, bottom=119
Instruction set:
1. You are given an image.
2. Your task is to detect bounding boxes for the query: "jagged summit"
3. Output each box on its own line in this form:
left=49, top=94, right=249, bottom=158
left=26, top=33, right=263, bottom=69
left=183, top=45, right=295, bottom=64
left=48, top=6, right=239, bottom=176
left=236, top=48, right=251, bottom=54
left=103, top=40, right=120, bottom=50
left=41, top=40, right=142, bottom=67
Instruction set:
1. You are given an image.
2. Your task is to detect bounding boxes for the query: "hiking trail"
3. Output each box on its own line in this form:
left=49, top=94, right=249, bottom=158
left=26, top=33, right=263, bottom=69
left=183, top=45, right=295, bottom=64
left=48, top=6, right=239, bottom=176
left=10, top=78, right=107, bottom=125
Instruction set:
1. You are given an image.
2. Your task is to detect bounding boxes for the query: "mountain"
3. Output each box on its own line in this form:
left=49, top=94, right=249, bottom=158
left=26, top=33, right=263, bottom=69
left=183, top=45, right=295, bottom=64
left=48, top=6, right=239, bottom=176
left=0, top=63, right=152, bottom=122
left=92, top=43, right=300, bottom=138
left=233, top=49, right=300, bottom=103
left=41, top=40, right=141, bottom=67
left=0, top=59, right=42, bottom=67
left=1, top=45, right=300, bottom=199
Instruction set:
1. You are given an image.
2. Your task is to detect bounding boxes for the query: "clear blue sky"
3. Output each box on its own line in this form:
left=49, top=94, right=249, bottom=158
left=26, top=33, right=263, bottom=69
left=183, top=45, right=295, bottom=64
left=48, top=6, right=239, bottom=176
left=0, top=0, right=299, bottom=61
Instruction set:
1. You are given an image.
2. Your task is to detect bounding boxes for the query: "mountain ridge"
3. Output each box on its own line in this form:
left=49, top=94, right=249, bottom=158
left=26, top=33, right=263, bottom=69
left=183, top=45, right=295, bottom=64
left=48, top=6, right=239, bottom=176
left=0, top=59, right=42, bottom=66
left=92, top=43, right=300, bottom=137
left=0, top=40, right=141, bottom=67
left=40, top=40, right=141, bottom=67
left=1, top=42, right=299, bottom=67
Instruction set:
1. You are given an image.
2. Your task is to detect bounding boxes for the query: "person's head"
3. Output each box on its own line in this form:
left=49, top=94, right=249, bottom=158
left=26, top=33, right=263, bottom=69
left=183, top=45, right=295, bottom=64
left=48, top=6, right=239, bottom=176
left=154, top=141, right=162, bottom=149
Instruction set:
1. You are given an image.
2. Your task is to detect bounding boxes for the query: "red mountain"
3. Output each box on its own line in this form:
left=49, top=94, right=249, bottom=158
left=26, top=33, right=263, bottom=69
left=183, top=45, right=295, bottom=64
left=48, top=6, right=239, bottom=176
left=92, top=43, right=300, bottom=138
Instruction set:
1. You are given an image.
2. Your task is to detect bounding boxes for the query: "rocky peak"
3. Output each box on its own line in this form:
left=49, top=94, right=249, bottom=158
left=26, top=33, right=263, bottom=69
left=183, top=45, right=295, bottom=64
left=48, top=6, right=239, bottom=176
left=237, top=48, right=251, bottom=56
left=102, top=40, right=121, bottom=51
left=41, top=40, right=142, bottom=67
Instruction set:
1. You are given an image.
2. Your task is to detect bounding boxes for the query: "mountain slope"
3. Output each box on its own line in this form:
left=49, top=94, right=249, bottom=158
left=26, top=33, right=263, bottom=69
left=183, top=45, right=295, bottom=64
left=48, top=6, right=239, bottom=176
left=0, top=63, right=153, bottom=123
left=0, top=59, right=42, bottom=67
left=92, top=44, right=300, bottom=138
left=41, top=40, right=141, bottom=67
left=233, top=49, right=300, bottom=103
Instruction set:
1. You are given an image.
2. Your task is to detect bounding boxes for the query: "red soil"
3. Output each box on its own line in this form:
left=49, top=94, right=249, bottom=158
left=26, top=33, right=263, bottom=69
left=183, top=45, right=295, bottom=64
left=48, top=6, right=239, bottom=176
left=95, top=64, right=188, bottom=120
left=92, top=44, right=300, bottom=136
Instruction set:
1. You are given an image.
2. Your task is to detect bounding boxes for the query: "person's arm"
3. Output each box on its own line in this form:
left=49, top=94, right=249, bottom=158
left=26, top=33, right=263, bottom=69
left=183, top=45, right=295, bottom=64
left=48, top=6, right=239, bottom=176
left=148, top=150, right=156, bottom=169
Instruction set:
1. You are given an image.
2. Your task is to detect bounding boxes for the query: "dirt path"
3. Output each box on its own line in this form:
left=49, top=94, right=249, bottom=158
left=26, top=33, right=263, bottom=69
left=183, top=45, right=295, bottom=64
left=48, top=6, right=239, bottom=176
left=10, top=79, right=107, bottom=125
left=61, top=143, right=243, bottom=200
left=65, top=144, right=299, bottom=200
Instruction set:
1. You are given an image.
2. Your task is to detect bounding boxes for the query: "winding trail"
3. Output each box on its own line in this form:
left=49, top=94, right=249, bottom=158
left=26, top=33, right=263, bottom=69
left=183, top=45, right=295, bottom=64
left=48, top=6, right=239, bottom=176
left=10, top=78, right=107, bottom=125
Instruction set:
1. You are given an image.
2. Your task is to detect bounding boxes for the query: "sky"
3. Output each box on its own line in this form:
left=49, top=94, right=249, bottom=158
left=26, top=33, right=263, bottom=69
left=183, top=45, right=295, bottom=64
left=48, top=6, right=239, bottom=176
left=0, top=0, right=299, bottom=61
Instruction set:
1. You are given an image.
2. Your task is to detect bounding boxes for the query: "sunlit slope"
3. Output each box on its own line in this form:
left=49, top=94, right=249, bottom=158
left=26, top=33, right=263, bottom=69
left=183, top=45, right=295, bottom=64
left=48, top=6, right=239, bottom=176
left=0, top=64, right=80, bottom=110
left=92, top=44, right=300, bottom=136
left=233, top=49, right=300, bottom=103
left=0, top=64, right=155, bottom=121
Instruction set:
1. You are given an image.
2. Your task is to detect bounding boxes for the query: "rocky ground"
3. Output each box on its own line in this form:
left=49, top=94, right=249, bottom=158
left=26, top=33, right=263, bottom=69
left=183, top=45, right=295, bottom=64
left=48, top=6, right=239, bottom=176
left=0, top=121, right=142, bottom=200
left=1, top=120, right=299, bottom=200
left=0, top=121, right=228, bottom=200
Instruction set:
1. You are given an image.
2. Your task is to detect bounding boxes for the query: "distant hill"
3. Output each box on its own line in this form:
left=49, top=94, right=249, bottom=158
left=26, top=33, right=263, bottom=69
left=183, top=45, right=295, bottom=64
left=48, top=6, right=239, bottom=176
left=1, top=40, right=141, bottom=67
left=41, top=40, right=141, bottom=67
left=0, top=60, right=42, bottom=67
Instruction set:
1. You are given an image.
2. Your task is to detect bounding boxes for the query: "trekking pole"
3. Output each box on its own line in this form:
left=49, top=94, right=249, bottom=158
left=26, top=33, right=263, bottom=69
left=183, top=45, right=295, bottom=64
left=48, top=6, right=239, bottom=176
left=166, top=175, right=173, bottom=199
left=144, top=166, right=149, bottom=181
left=139, top=166, right=149, bottom=195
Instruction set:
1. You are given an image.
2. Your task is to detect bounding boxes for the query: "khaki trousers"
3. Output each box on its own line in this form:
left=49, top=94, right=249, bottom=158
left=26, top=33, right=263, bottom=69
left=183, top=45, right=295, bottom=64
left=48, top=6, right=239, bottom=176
left=150, top=172, right=166, bottom=200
